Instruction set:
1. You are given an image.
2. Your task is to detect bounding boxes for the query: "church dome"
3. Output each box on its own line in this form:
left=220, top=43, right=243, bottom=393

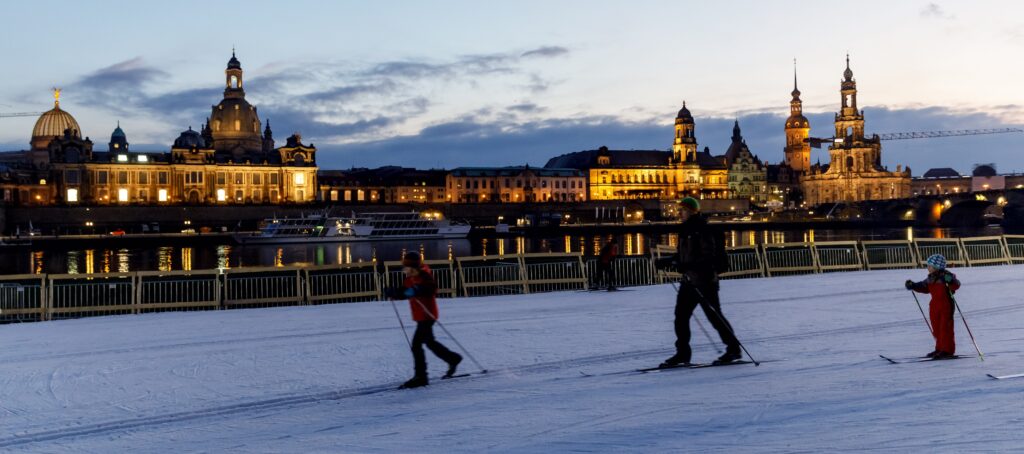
left=173, top=126, right=206, bottom=149
left=111, top=124, right=126, bottom=140
left=227, top=52, right=242, bottom=70
left=31, top=93, right=81, bottom=149
left=676, top=102, right=694, bottom=123
left=786, top=114, right=810, bottom=129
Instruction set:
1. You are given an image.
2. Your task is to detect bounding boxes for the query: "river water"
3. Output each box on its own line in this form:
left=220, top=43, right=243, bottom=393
left=0, top=225, right=1005, bottom=275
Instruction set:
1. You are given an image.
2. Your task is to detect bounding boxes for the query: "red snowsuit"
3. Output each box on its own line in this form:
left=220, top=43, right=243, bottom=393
left=910, top=269, right=960, bottom=355
left=404, top=264, right=439, bottom=321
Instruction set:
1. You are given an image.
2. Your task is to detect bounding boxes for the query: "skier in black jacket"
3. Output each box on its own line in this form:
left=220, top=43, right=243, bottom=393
left=661, top=197, right=742, bottom=367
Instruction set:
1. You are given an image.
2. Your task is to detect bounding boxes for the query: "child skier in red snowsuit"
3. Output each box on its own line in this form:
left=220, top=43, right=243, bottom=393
left=905, top=254, right=960, bottom=359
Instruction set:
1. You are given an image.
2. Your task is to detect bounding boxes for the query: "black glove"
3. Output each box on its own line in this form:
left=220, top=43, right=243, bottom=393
left=904, top=280, right=914, bottom=290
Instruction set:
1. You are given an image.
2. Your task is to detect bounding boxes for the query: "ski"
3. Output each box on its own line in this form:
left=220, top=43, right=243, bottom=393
left=879, top=354, right=968, bottom=364
left=440, top=373, right=472, bottom=380
left=637, top=360, right=754, bottom=373
left=987, top=372, right=1024, bottom=380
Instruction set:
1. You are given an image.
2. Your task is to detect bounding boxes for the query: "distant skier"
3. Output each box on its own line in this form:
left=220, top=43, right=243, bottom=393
left=905, top=254, right=960, bottom=359
left=594, top=238, right=619, bottom=291
left=386, top=252, right=462, bottom=389
left=661, top=197, right=742, bottom=367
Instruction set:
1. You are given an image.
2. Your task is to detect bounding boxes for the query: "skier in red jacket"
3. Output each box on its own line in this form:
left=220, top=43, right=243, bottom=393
left=905, top=254, right=960, bottom=359
left=388, top=252, right=462, bottom=389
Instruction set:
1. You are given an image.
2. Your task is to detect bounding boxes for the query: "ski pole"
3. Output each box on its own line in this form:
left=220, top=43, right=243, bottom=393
left=671, top=281, right=722, bottom=354
left=411, top=298, right=488, bottom=374
left=908, top=290, right=933, bottom=335
left=388, top=298, right=412, bottom=350
left=947, top=286, right=984, bottom=361
left=690, top=283, right=760, bottom=366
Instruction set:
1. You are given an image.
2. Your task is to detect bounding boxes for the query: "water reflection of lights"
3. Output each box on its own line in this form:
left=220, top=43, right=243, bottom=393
left=181, top=248, right=193, bottom=271
left=117, top=248, right=130, bottom=273
left=217, top=245, right=232, bottom=270
left=67, top=250, right=80, bottom=274
left=158, top=247, right=173, bottom=272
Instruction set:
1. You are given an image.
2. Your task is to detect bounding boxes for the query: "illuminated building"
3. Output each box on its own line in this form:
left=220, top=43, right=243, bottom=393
left=545, top=103, right=732, bottom=201
left=447, top=166, right=585, bottom=203
left=1, top=52, right=317, bottom=206
left=801, top=56, right=910, bottom=204
left=318, top=167, right=447, bottom=204
left=724, top=120, right=768, bottom=204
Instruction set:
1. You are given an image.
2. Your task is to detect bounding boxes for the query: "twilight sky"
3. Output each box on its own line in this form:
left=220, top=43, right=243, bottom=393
left=1, top=0, right=1022, bottom=175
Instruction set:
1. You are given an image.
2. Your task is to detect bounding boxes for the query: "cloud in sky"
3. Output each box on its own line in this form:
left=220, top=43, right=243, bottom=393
left=920, top=3, right=954, bottom=20
left=311, top=105, right=1024, bottom=176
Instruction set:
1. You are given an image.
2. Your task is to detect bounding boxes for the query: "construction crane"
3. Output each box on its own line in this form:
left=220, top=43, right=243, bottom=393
left=806, top=128, right=1023, bottom=148
left=0, top=112, right=43, bottom=118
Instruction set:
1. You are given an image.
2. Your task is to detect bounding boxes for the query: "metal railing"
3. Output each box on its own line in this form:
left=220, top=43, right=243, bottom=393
left=861, top=240, right=918, bottom=270
left=913, top=238, right=967, bottom=268
left=136, top=270, right=220, bottom=314
left=0, top=274, right=45, bottom=322
left=961, top=236, right=1011, bottom=267
left=762, top=242, right=817, bottom=276
left=3, top=235, right=1022, bottom=325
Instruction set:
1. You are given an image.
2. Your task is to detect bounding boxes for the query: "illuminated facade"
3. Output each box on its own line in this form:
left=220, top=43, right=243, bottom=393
left=2, top=52, right=317, bottom=206
left=447, top=166, right=585, bottom=203
left=724, top=121, right=767, bottom=204
left=801, top=57, right=910, bottom=204
left=545, top=103, right=733, bottom=201
left=318, top=167, right=447, bottom=204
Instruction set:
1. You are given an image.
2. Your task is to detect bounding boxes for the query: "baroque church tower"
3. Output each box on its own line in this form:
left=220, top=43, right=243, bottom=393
left=784, top=63, right=811, bottom=172
left=672, top=102, right=697, bottom=163
left=209, top=51, right=264, bottom=157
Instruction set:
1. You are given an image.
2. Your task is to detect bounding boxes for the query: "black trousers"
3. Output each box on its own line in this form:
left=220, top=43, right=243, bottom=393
left=674, top=281, right=740, bottom=362
left=595, top=263, right=615, bottom=288
left=412, top=321, right=460, bottom=377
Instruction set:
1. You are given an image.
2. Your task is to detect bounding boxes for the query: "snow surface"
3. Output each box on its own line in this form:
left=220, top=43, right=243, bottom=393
left=2, top=266, right=1024, bottom=453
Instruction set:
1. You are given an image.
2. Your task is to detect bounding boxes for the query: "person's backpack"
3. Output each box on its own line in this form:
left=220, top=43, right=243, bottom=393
left=713, top=229, right=730, bottom=273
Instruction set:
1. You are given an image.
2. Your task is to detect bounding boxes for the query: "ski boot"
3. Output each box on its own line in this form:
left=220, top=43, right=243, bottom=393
left=659, top=354, right=691, bottom=368
left=443, top=355, right=463, bottom=379
left=398, top=375, right=429, bottom=389
left=713, top=350, right=742, bottom=365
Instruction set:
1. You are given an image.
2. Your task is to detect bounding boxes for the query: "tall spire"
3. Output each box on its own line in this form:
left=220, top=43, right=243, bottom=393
left=843, top=53, right=854, bottom=81
left=791, top=58, right=801, bottom=98
left=732, top=119, right=741, bottom=142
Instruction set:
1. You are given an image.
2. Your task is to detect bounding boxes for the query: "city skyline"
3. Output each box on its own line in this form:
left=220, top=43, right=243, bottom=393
left=2, top=0, right=1023, bottom=174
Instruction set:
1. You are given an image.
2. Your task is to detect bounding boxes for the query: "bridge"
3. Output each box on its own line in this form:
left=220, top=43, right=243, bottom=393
left=812, top=188, right=1024, bottom=228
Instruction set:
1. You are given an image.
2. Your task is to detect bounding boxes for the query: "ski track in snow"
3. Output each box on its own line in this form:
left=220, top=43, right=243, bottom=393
left=0, top=266, right=1022, bottom=452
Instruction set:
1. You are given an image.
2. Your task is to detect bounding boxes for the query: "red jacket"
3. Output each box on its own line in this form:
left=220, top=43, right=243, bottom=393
left=910, top=269, right=961, bottom=307
left=910, top=269, right=960, bottom=354
left=404, top=264, right=439, bottom=322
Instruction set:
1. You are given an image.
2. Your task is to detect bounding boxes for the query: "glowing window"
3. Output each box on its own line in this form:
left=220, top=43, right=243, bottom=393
left=216, top=189, right=227, bottom=202
left=66, top=188, right=78, bottom=203
left=138, top=155, right=148, bottom=163
left=117, top=154, right=128, bottom=162
left=118, top=188, right=129, bottom=202
left=294, top=173, right=306, bottom=185
left=158, top=189, right=168, bottom=202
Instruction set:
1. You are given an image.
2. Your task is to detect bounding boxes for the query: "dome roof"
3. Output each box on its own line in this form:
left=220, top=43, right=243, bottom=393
left=227, top=51, right=241, bottom=70
left=676, top=102, right=693, bottom=123
left=173, top=127, right=206, bottom=149
left=973, top=164, right=997, bottom=177
left=111, top=124, right=126, bottom=139
left=786, top=114, right=810, bottom=129
left=32, top=104, right=81, bottom=149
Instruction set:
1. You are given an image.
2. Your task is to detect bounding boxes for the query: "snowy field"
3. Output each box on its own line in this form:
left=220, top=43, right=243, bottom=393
left=2, top=266, right=1024, bottom=453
